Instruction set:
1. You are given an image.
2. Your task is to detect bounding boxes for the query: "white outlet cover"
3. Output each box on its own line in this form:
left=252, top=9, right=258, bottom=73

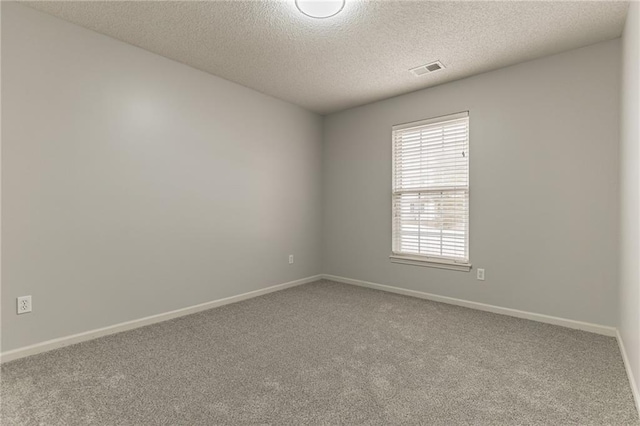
left=477, top=269, right=485, bottom=281
left=17, top=295, right=32, bottom=314
left=289, top=255, right=294, bottom=264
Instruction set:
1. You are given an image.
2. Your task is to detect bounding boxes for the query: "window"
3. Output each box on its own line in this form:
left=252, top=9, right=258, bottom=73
left=391, top=111, right=470, bottom=271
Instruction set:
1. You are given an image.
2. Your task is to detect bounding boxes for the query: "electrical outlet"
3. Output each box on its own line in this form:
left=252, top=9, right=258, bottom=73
left=477, top=268, right=485, bottom=281
left=17, top=296, right=32, bottom=314
left=289, top=255, right=294, bottom=264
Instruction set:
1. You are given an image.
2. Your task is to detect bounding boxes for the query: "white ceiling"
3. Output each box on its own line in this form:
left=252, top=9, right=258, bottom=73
left=24, top=1, right=629, bottom=114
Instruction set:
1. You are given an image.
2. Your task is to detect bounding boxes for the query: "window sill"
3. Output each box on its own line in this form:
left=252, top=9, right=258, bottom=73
left=389, top=254, right=472, bottom=272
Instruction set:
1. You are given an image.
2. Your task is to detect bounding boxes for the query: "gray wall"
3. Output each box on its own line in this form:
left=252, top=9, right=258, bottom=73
left=1, top=2, right=627, bottom=355
left=620, top=1, right=640, bottom=399
left=323, top=40, right=621, bottom=327
left=1, top=3, right=323, bottom=352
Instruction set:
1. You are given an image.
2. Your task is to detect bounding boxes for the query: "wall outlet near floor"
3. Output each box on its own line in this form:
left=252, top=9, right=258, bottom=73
left=477, top=268, right=485, bottom=281
left=17, top=296, right=32, bottom=314
left=289, top=255, right=294, bottom=264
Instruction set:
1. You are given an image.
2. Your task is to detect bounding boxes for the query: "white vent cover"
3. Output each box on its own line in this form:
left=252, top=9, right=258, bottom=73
left=410, top=61, right=445, bottom=76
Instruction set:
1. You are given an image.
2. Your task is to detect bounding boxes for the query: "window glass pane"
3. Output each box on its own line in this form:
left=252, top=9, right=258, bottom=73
left=392, top=113, right=469, bottom=263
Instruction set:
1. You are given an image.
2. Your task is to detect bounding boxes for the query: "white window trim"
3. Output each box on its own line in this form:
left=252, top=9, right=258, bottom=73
left=391, top=111, right=471, bottom=272
left=391, top=111, right=469, bottom=131
left=389, top=254, right=471, bottom=271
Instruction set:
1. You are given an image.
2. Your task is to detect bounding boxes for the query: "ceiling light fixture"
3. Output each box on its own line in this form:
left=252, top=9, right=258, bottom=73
left=295, top=0, right=345, bottom=19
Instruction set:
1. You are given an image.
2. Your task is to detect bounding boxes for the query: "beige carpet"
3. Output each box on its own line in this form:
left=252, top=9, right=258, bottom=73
left=1, top=280, right=638, bottom=425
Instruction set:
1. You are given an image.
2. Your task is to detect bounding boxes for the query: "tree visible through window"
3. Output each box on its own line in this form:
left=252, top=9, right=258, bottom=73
left=392, top=112, right=469, bottom=265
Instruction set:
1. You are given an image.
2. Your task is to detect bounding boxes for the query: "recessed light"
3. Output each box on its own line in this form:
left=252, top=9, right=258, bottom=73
left=295, top=0, right=345, bottom=19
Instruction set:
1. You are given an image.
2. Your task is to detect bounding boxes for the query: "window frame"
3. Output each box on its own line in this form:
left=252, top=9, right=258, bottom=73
left=390, top=111, right=471, bottom=272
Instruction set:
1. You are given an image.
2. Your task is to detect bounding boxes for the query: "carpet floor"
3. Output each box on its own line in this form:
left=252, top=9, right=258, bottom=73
left=1, top=280, right=638, bottom=425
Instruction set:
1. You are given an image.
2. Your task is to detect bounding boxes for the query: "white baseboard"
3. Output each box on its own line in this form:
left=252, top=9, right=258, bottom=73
left=0, top=274, right=322, bottom=364
left=617, top=330, right=640, bottom=416
left=322, top=274, right=617, bottom=337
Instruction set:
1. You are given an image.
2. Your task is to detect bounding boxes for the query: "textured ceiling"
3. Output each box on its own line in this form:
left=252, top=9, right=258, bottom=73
left=24, top=1, right=628, bottom=114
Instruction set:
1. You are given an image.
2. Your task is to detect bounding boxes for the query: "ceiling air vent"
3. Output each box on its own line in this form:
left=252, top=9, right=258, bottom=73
left=410, top=61, right=445, bottom=76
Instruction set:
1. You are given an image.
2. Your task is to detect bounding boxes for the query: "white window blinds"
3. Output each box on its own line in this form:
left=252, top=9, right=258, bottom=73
left=392, top=111, right=469, bottom=265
